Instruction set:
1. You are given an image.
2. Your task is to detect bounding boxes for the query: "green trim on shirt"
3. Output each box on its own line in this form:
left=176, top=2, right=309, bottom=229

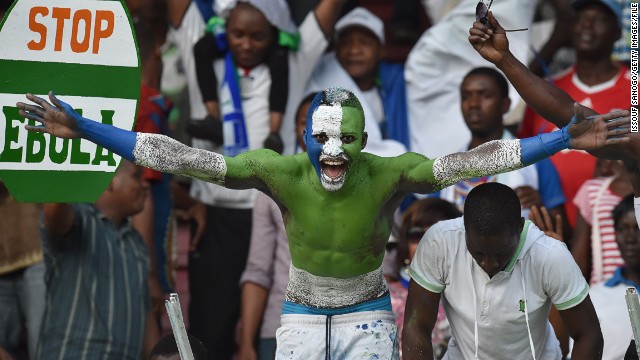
left=555, top=283, right=590, bottom=310
left=409, top=268, right=445, bottom=293
left=503, top=220, right=531, bottom=273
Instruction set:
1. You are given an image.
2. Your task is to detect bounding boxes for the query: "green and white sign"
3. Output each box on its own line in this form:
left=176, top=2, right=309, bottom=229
left=0, top=0, right=140, bottom=202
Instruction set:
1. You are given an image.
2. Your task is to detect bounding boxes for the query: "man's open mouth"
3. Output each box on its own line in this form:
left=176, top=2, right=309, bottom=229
left=319, top=155, right=349, bottom=184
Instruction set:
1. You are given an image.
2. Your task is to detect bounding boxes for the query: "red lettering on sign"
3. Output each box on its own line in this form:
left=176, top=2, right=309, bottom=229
left=27, top=7, right=48, bottom=50
left=93, top=11, right=114, bottom=54
left=51, top=7, right=71, bottom=52
left=26, top=7, right=115, bottom=54
left=71, top=9, right=91, bottom=53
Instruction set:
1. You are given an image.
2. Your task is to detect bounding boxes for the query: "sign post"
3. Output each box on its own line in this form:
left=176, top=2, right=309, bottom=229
left=0, top=0, right=140, bottom=202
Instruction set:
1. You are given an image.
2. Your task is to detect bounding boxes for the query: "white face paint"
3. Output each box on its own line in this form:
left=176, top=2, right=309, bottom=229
left=312, top=105, right=343, bottom=152
left=311, top=105, right=349, bottom=191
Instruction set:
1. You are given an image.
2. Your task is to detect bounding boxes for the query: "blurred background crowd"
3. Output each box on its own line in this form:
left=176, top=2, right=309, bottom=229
left=0, top=0, right=636, bottom=359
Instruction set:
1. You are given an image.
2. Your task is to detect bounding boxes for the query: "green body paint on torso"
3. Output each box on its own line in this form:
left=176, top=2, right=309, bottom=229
left=225, top=149, right=439, bottom=278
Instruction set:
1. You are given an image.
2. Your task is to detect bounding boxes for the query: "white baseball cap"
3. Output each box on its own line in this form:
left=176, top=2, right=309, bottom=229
left=215, top=0, right=297, bottom=34
left=335, top=7, right=385, bottom=45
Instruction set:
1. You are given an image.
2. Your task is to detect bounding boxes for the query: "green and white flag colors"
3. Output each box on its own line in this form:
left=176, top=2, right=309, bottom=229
left=0, top=0, right=140, bottom=202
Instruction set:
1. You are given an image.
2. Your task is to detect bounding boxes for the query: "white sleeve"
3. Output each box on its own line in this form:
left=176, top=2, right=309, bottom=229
left=169, top=2, right=208, bottom=120
left=290, top=12, right=328, bottom=85
left=281, top=12, right=329, bottom=155
left=408, top=224, right=450, bottom=293
left=543, top=241, right=589, bottom=310
left=634, top=197, right=640, bottom=226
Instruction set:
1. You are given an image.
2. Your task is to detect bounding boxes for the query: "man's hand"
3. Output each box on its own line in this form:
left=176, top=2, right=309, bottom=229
left=529, top=205, right=563, bottom=241
left=175, top=201, right=207, bottom=251
left=17, top=92, right=82, bottom=139
left=515, top=186, right=541, bottom=209
left=186, top=115, right=223, bottom=144
left=468, top=11, right=510, bottom=65
left=567, top=103, right=630, bottom=150
left=263, top=132, right=284, bottom=154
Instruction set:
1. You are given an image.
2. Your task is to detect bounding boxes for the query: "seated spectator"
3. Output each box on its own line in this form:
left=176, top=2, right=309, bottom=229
left=589, top=195, right=640, bottom=360
left=36, top=160, right=153, bottom=360
left=572, top=159, right=633, bottom=284
left=434, top=67, right=566, bottom=222
left=150, top=334, right=208, bottom=360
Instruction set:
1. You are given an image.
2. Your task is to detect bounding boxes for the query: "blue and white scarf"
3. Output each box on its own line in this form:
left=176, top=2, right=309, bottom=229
left=210, top=18, right=250, bottom=156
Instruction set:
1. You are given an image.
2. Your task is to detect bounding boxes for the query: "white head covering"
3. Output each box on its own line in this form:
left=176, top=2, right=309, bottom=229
left=335, top=7, right=385, bottom=44
left=214, top=0, right=298, bottom=34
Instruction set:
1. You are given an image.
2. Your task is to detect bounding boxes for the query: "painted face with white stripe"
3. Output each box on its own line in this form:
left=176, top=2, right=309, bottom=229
left=304, top=89, right=367, bottom=191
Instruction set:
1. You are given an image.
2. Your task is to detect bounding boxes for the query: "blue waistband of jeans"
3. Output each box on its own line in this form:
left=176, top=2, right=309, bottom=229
left=281, top=292, right=391, bottom=315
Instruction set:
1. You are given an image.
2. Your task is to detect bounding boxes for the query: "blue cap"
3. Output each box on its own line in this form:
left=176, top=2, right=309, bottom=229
left=571, top=0, right=623, bottom=29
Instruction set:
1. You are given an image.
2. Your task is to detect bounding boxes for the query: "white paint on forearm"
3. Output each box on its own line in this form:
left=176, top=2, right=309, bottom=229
left=432, top=139, right=522, bottom=189
left=133, top=133, right=227, bottom=184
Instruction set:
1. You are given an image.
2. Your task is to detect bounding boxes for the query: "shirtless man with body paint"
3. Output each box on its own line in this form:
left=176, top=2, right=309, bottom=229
left=16, top=24, right=630, bottom=357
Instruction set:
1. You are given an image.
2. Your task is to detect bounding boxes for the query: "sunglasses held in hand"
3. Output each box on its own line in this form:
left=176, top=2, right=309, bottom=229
left=476, top=0, right=528, bottom=32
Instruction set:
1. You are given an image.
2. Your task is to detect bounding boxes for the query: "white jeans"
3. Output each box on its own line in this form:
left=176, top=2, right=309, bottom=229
left=275, top=310, right=399, bottom=360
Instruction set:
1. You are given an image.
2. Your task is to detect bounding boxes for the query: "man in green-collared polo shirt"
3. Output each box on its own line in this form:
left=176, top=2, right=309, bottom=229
left=404, top=183, right=602, bottom=360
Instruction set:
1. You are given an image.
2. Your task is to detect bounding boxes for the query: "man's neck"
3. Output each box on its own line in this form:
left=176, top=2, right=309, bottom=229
left=355, top=76, right=376, bottom=92
left=469, top=129, right=503, bottom=150
left=575, top=58, right=619, bottom=86
left=95, top=203, right=127, bottom=228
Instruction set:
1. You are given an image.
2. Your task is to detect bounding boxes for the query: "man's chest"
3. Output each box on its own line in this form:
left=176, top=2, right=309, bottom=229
left=444, top=263, right=550, bottom=328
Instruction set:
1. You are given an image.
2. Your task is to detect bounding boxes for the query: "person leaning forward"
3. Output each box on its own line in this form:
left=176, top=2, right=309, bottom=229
left=403, top=182, right=602, bottom=359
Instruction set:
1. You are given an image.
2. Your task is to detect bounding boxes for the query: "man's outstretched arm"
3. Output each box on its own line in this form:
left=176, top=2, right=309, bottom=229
left=468, top=12, right=590, bottom=127
left=469, top=12, right=638, bottom=162
left=17, top=92, right=277, bottom=189
left=403, top=104, right=630, bottom=194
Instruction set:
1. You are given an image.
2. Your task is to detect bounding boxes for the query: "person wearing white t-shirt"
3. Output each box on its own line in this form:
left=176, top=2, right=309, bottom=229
left=404, top=183, right=602, bottom=360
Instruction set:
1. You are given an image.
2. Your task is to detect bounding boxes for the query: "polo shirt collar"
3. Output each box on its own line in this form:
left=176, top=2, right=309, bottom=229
left=605, top=267, right=640, bottom=291
left=503, top=220, right=532, bottom=273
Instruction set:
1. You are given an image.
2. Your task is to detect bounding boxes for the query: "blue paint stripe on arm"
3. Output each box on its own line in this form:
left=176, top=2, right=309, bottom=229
left=78, top=118, right=137, bottom=161
left=520, top=128, right=570, bottom=166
